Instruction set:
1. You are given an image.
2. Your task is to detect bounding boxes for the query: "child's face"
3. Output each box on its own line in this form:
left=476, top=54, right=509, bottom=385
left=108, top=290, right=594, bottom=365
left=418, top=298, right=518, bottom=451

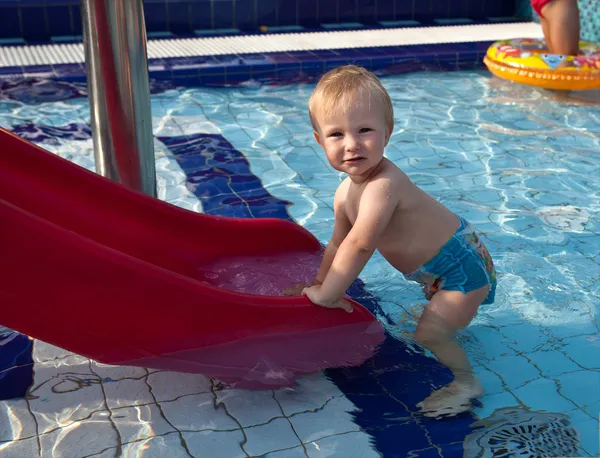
left=313, top=90, right=390, bottom=179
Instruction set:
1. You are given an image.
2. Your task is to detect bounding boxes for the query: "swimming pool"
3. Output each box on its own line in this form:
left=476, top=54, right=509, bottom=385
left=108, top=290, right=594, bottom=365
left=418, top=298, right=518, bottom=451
left=1, top=70, right=598, bottom=457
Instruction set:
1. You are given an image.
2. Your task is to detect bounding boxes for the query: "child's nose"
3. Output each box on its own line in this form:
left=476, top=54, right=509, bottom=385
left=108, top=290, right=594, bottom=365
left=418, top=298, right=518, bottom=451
left=345, top=135, right=359, bottom=151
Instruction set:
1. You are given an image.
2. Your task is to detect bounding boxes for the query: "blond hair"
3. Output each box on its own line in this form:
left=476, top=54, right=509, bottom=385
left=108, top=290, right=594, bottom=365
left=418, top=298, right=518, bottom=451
left=308, top=65, right=394, bottom=133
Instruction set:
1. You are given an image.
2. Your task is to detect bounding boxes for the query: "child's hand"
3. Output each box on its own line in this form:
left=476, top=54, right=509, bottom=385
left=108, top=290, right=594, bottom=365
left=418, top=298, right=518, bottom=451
left=302, top=285, right=353, bottom=313
left=282, top=283, right=307, bottom=296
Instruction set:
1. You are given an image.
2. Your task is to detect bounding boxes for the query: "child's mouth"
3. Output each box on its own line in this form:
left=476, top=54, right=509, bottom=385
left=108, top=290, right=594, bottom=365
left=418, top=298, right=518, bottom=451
left=344, top=157, right=364, bottom=163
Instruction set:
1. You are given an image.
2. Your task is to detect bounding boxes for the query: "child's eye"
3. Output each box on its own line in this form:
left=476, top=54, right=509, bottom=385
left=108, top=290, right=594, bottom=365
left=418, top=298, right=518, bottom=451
left=329, top=132, right=343, bottom=137
left=359, top=128, right=372, bottom=133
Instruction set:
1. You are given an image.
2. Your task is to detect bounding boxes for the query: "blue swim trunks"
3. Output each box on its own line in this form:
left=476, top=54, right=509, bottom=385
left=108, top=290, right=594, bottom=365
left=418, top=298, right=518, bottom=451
left=405, top=217, right=497, bottom=304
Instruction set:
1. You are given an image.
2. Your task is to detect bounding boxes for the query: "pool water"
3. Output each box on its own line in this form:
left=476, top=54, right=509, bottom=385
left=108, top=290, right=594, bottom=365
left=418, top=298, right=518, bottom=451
left=0, top=70, right=598, bottom=457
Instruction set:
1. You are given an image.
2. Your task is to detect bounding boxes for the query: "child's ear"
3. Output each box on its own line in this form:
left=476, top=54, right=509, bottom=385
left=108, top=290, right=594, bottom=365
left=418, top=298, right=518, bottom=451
left=313, top=131, right=321, bottom=144
left=385, top=122, right=394, bottom=145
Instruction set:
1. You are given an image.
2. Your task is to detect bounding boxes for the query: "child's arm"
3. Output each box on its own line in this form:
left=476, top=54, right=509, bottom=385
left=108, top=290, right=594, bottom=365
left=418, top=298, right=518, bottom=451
left=303, top=176, right=397, bottom=309
left=312, top=185, right=353, bottom=285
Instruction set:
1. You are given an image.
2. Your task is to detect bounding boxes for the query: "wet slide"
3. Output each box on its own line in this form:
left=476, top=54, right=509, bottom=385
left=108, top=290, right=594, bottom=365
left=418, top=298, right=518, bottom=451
left=0, top=128, right=385, bottom=388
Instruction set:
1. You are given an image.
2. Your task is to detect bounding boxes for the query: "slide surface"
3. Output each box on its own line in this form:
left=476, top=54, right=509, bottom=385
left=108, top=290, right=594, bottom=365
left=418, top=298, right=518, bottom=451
left=0, top=128, right=385, bottom=388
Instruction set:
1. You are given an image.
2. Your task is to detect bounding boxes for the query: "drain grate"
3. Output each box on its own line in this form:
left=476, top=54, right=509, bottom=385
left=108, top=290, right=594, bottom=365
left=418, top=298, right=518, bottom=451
left=463, top=407, right=580, bottom=458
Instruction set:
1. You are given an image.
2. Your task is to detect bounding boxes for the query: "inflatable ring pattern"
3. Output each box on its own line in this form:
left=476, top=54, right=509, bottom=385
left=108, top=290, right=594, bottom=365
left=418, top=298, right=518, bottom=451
left=484, top=38, right=600, bottom=90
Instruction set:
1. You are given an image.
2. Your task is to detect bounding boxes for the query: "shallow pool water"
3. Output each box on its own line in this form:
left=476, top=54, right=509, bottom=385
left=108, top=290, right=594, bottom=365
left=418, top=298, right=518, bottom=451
left=1, top=70, right=598, bottom=457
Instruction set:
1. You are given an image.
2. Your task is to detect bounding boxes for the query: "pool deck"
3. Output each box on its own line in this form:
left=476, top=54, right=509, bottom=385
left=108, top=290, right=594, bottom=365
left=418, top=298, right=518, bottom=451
left=0, top=22, right=544, bottom=85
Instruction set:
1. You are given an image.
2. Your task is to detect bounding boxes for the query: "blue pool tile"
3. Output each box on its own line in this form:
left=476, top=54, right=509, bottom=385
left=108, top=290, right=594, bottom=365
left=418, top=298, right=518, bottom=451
left=23, top=64, right=55, bottom=78
left=318, top=0, right=336, bottom=24
left=0, top=66, right=24, bottom=78
left=394, top=0, right=415, bottom=19
left=144, top=3, right=168, bottom=33
left=46, top=5, right=73, bottom=37
left=278, top=0, right=300, bottom=26
left=70, top=3, right=83, bottom=36
left=528, top=350, right=581, bottom=377
left=376, top=0, right=395, bottom=22
left=473, top=391, right=520, bottom=419
left=190, top=1, right=212, bottom=31
left=20, top=5, right=48, bottom=41
left=563, top=335, right=600, bottom=370
left=513, top=378, right=578, bottom=413
left=568, top=409, right=600, bottom=457
left=267, top=52, right=300, bottom=65
left=339, top=0, right=359, bottom=23
left=0, top=330, right=33, bottom=401
left=213, top=0, right=234, bottom=29
left=486, top=354, right=541, bottom=390
left=0, top=6, right=20, bottom=40
left=256, top=0, right=276, bottom=26
left=167, top=2, right=192, bottom=34
left=234, top=0, right=256, bottom=30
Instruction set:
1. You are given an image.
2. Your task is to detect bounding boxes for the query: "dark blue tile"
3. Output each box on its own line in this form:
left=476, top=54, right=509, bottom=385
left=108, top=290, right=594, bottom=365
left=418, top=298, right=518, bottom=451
left=70, top=4, right=83, bottom=36
left=318, top=0, right=337, bottom=24
left=225, top=68, right=252, bottom=85
left=23, top=64, right=55, bottom=77
left=296, top=0, right=318, bottom=26
left=358, top=0, right=377, bottom=23
left=0, top=6, right=21, bottom=39
left=149, top=69, right=173, bottom=81
left=166, top=55, right=219, bottom=69
left=376, top=0, right=395, bottom=21
left=0, top=66, right=24, bottom=78
left=411, top=1, right=434, bottom=24
left=20, top=5, right=49, bottom=41
left=234, top=0, right=256, bottom=30
left=190, top=1, right=211, bottom=30
left=144, top=3, right=168, bottom=33
left=167, top=2, right=192, bottom=34
left=251, top=64, right=276, bottom=79
left=238, top=53, right=270, bottom=65
left=52, top=63, right=85, bottom=79
left=309, top=49, right=341, bottom=59
left=395, top=0, right=415, bottom=19
left=257, top=0, right=277, bottom=26
left=266, top=52, right=300, bottom=64
left=214, top=0, right=234, bottom=29
left=465, top=0, right=484, bottom=18
left=0, top=331, right=33, bottom=401
left=451, top=0, right=473, bottom=18
left=276, top=65, right=303, bottom=82
left=370, top=56, right=395, bottom=71
left=431, top=0, right=450, bottom=18
left=200, top=73, right=227, bottom=86
left=338, top=0, right=358, bottom=22
left=46, top=5, right=72, bottom=37
left=484, top=0, right=513, bottom=18
left=211, top=54, right=245, bottom=66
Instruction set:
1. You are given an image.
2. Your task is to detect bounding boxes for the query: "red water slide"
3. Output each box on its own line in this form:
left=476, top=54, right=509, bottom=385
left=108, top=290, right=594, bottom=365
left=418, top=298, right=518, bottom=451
left=0, top=128, right=384, bottom=388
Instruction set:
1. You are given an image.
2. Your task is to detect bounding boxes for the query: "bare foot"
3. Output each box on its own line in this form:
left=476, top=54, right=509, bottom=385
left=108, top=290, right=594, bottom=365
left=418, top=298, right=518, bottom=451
left=417, top=378, right=484, bottom=418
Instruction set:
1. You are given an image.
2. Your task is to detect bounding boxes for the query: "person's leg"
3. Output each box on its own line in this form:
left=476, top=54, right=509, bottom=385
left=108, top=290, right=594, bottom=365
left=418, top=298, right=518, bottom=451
left=542, top=0, right=580, bottom=55
left=414, top=286, right=488, bottom=416
left=540, top=14, right=553, bottom=52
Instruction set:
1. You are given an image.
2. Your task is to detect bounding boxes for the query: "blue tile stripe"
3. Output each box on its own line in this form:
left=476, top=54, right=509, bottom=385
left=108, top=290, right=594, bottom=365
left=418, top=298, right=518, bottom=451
left=0, top=330, right=33, bottom=401
left=0, top=41, right=495, bottom=87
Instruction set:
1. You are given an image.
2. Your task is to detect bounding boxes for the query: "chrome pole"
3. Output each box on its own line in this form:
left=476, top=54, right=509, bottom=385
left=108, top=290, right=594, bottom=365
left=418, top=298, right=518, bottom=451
left=81, top=0, right=156, bottom=197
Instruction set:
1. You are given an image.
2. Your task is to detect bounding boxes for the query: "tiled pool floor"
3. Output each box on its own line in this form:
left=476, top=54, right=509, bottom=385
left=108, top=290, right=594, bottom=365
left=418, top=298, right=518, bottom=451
left=1, top=71, right=599, bottom=457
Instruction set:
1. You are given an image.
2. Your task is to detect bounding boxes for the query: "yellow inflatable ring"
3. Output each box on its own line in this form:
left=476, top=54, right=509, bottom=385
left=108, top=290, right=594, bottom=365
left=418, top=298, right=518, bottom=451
left=483, top=38, right=600, bottom=91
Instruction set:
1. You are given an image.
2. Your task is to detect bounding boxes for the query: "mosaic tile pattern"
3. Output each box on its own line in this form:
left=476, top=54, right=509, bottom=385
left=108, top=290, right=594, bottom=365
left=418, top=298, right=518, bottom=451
left=0, top=0, right=520, bottom=41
